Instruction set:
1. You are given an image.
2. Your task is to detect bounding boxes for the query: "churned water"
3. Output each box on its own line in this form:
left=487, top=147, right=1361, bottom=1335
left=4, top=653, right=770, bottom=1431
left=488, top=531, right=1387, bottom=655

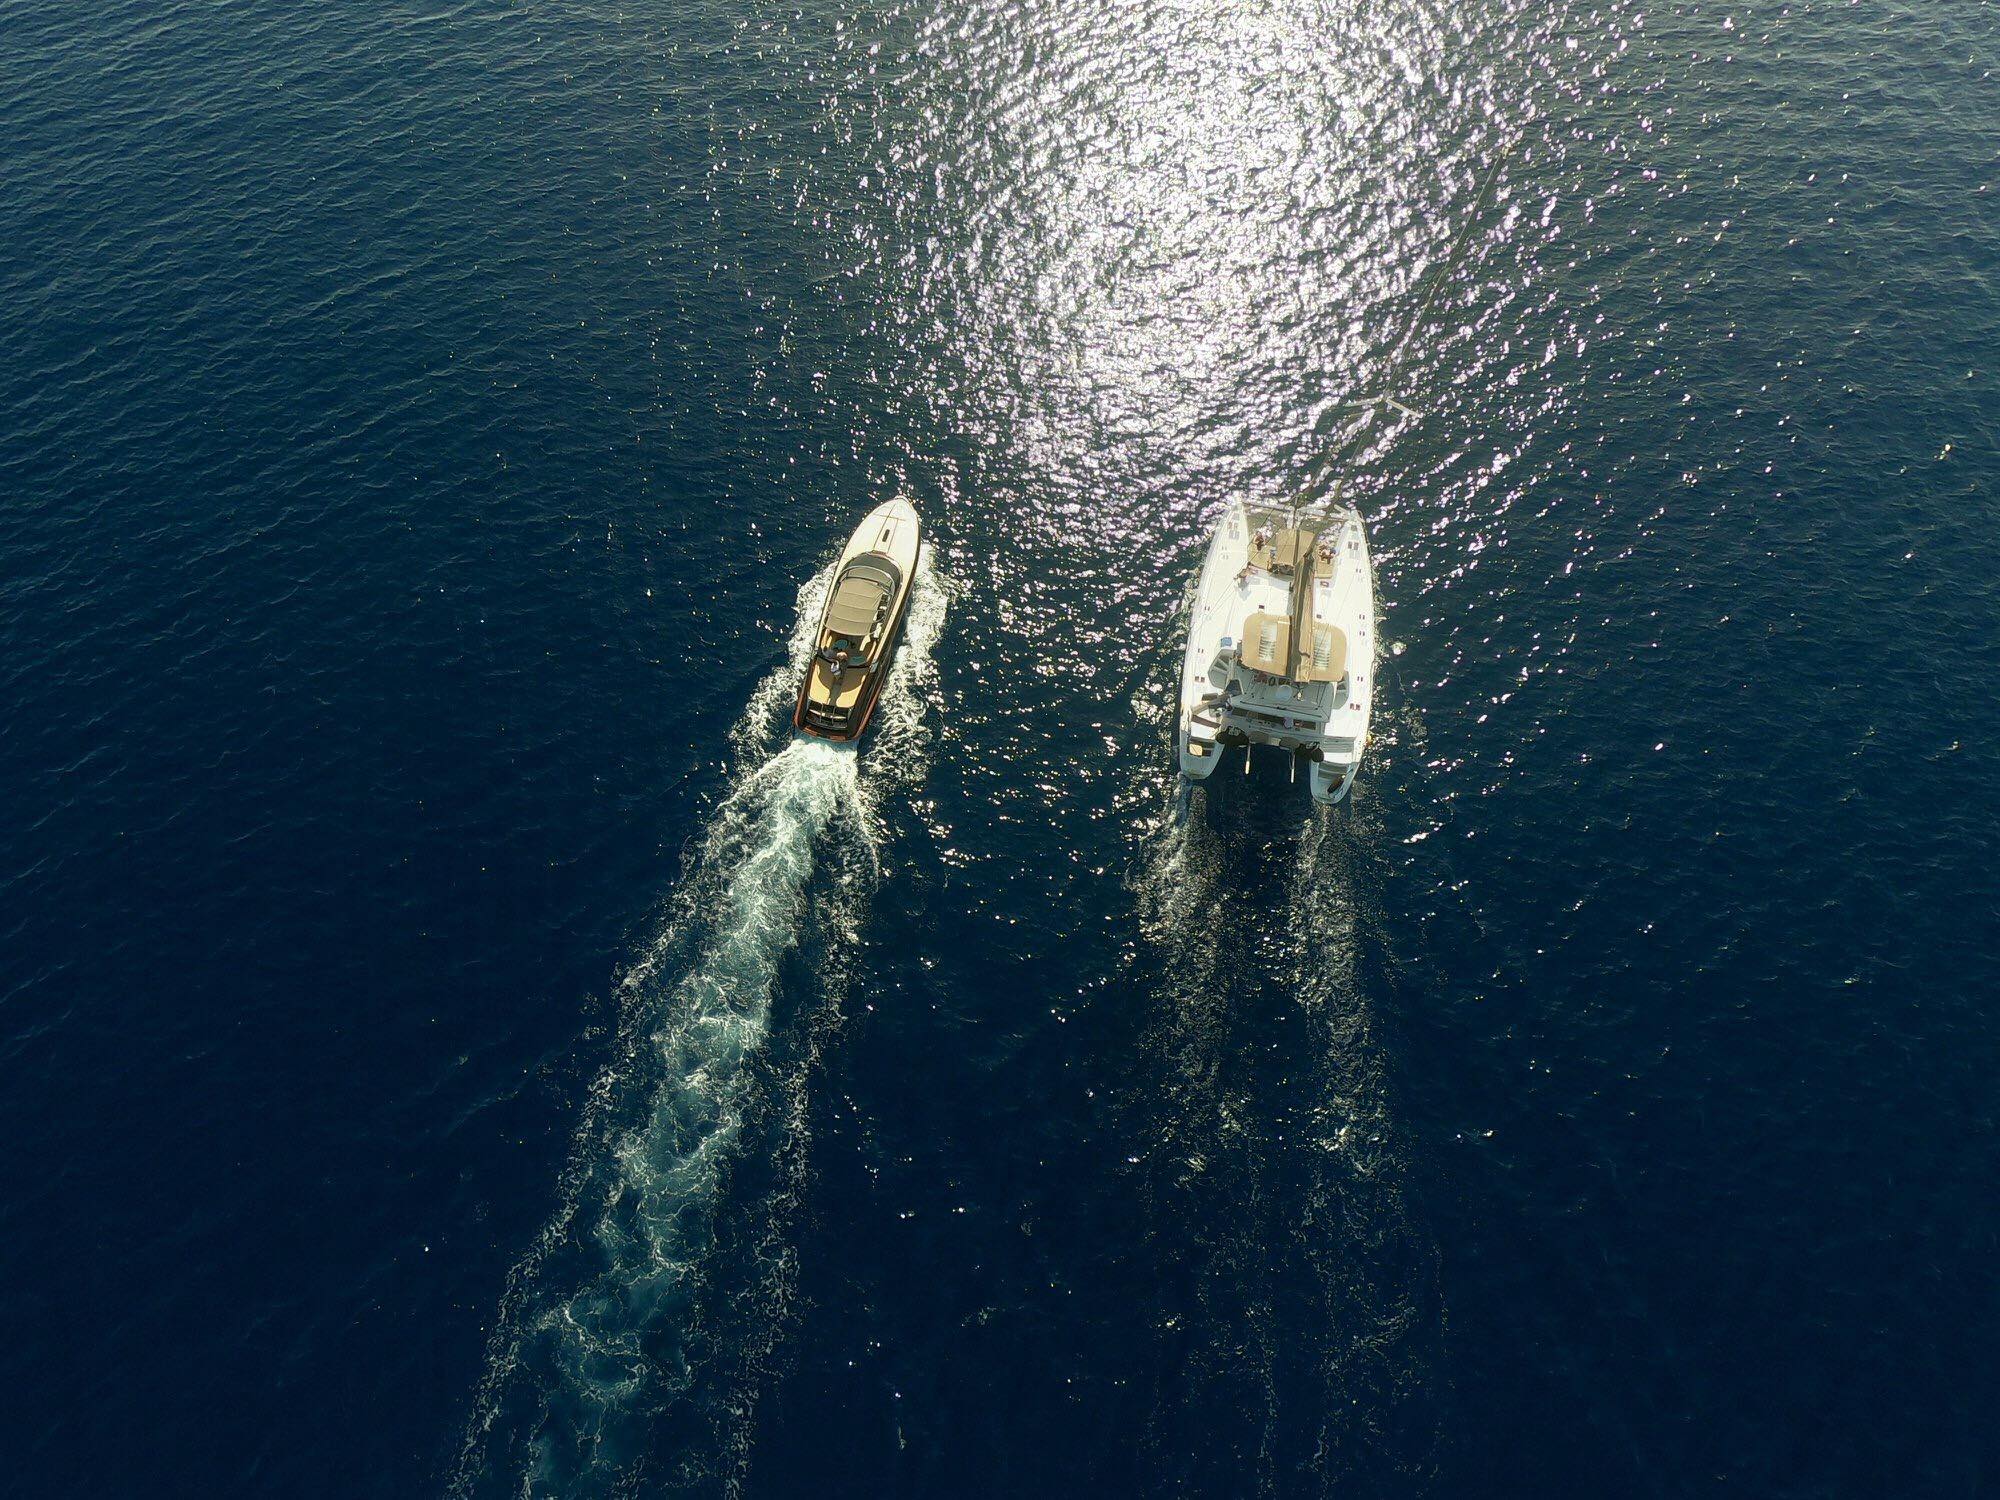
left=2, top=1, right=1996, bottom=1496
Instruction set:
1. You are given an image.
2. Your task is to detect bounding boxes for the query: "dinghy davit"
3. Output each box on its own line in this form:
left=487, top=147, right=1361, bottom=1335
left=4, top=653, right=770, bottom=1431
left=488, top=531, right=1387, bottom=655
left=1177, top=500, right=1374, bottom=804
left=794, top=497, right=922, bottom=743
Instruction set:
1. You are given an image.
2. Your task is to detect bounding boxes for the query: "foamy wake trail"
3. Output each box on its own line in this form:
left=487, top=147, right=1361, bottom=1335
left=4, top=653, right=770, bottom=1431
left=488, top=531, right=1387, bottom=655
left=1126, top=768, right=1437, bottom=1491
left=452, top=545, right=947, bottom=1498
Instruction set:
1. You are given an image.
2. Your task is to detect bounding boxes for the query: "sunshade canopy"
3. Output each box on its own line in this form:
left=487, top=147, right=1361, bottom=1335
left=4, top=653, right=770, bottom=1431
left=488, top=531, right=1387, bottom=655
left=1240, top=611, right=1292, bottom=675
left=1298, top=622, right=1348, bottom=683
left=824, top=556, right=901, bottom=640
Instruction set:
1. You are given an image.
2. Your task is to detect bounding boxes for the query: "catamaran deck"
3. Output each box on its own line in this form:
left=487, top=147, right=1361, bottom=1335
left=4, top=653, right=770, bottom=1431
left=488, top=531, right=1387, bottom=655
left=1178, top=500, right=1373, bottom=803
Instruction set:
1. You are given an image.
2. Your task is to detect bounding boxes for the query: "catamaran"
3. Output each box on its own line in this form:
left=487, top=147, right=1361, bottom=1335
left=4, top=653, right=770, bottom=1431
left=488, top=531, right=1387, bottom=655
left=1173, top=146, right=1513, bottom=807
left=794, top=497, right=922, bottom=743
left=1177, top=500, right=1374, bottom=804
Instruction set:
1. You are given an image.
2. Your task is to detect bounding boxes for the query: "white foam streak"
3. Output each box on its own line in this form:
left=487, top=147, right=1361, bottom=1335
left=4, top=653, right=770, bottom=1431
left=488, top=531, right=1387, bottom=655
left=452, top=537, right=948, bottom=1498
left=1127, top=751, right=1432, bottom=1487
left=529, top=737, right=863, bottom=1489
left=729, top=564, right=834, bottom=766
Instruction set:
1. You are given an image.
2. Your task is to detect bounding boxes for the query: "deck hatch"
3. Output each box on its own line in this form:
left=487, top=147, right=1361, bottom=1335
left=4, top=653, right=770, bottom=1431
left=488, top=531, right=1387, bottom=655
left=1241, top=611, right=1291, bottom=674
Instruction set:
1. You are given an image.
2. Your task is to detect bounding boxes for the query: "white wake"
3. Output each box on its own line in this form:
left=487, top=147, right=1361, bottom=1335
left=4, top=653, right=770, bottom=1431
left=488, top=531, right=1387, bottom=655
left=452, top=544, right=947, bottom=1497
left=1123, top=693, right=1435, bottom=1492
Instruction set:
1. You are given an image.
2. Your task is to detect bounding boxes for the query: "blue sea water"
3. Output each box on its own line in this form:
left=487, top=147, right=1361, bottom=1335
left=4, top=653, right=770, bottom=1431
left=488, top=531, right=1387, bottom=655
left=3, top=0, right=1997, bottom=1494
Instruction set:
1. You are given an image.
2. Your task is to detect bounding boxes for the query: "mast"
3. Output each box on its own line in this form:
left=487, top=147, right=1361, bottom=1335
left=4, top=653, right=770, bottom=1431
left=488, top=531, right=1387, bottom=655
left=1279, top=141, right=1513, bottom=687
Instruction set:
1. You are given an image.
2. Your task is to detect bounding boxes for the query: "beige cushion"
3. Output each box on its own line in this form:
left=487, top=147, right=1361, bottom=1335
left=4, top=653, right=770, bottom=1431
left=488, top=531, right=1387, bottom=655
left=1240, top=612, right=1291, bottom=674
left=1248, top=526, right=1316, bottom=575
left=1298, top=622, right=1348, bottom=683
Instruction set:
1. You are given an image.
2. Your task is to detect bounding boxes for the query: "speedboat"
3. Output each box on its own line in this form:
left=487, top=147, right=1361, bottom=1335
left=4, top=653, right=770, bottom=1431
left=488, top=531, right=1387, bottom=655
left=794, top=497, right=922, bottom=743
left=1177, top=500, right=1374, bottom=804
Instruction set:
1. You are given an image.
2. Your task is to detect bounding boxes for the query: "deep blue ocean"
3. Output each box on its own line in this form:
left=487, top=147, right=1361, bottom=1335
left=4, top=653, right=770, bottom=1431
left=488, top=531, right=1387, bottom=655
left=4, top=1, right=1997, bottom=1495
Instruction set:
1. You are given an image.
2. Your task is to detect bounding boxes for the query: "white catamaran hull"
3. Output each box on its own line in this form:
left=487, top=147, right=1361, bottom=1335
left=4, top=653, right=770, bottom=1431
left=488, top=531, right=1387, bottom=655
left=1177, top=500, right=1374, bottom=805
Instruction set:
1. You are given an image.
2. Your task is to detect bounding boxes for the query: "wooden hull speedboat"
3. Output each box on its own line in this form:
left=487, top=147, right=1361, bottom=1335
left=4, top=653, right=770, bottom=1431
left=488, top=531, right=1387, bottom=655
left=794, top=497, right=922, bottom=743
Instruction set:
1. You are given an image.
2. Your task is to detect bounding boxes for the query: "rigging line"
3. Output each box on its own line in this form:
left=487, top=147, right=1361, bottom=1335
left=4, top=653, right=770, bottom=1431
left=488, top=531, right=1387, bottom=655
left=1309, top=136, right=1517, bottom=518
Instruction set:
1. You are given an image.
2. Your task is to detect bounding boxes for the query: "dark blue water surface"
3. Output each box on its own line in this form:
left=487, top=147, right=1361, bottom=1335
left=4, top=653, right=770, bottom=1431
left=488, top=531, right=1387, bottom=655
left=4, top=0, right=1998, bottom=1494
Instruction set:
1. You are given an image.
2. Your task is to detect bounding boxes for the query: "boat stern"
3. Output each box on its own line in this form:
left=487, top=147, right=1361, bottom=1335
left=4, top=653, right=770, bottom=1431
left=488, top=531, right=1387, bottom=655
left=1308, top=748, right=1357, bottom=805
left=1180, top=701, right=1224, bottom=780
left=794, top=662, right=873, bottom=741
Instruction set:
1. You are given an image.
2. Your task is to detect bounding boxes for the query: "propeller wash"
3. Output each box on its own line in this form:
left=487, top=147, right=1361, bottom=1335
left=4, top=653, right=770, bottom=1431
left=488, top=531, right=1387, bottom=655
left=451, top=546, right=947, bottom=1497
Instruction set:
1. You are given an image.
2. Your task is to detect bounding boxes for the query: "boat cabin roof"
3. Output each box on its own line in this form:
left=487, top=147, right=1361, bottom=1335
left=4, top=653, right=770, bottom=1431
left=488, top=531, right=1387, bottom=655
left=1240, top=611, right=1292, bottom=675
left=824, top=555, right=901, bottom=640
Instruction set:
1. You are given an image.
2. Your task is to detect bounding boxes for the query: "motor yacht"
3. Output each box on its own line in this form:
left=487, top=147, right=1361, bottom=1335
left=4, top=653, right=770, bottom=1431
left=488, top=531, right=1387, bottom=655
left=794, top=497, right=922, bottom=743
